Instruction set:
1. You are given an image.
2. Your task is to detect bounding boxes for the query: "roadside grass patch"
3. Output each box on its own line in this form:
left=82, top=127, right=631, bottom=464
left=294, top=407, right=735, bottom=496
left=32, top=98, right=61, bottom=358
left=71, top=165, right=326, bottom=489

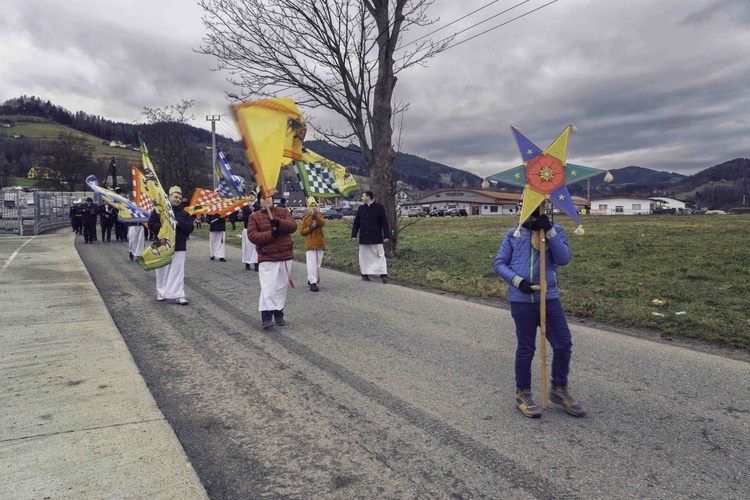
left=197, top=214, right=750, bottom=349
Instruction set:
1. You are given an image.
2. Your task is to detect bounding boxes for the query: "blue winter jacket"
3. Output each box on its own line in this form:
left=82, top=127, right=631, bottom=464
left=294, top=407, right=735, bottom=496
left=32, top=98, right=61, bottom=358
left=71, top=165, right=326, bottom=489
left=494, top=224, right=571, bottom=302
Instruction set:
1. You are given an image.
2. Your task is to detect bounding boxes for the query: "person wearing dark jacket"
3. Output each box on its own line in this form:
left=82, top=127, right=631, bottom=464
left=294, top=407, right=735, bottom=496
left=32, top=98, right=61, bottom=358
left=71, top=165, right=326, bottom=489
left=70, top=200, right=83, bottom=234
left=148, top=186, right=194, bottom=305
left=247, top=195, right=298, bottom=329
left=206, top=213, right=227, bottom=262
left=98, top=202, right=117, bottom=242
left=494, top=208, right=585, bottom=419
left=81, top=197, right=99, bottom=243
left=351, top=191, right=391, bottom=283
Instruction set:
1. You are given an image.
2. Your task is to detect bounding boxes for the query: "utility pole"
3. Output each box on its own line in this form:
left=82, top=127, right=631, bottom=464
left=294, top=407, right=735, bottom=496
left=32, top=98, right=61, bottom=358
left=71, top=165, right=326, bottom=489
left=206, top=115, right=221, bottom=190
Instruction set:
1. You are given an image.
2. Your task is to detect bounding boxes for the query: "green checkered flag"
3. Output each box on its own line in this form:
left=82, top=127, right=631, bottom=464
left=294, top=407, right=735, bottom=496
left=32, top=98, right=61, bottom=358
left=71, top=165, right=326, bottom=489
left=294, top=152, right=359, bottom=199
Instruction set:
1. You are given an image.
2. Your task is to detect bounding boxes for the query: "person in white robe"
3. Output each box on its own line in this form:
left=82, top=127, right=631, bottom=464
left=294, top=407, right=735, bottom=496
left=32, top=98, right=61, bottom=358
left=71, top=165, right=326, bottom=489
left=351, top=190, right=391, bottom=283
left=148, top=186, right=194, bottom=305
left=207, top=213, right=227, bottom=262
left=128, top=224, right=145, bottom=260
left=247, top=196, right=298, bottom=329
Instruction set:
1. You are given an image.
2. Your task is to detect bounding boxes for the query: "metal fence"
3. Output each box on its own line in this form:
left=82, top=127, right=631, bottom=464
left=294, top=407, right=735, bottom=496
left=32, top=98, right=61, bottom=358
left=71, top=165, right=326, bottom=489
left=0, top=189, right=92, bottom=235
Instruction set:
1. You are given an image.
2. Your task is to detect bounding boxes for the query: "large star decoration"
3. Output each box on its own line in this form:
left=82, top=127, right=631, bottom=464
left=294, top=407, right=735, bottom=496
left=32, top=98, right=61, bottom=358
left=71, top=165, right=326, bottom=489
left=487, top=124, right=612, bottom=234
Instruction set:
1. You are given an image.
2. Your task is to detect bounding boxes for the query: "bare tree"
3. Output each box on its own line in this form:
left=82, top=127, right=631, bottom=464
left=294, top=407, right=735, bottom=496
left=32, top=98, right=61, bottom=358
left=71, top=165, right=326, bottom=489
left=39, top=132, right=95, bottom=191
left=198, top=0, right=450, bottom=255
left=141, top=100, right=209, bottom=195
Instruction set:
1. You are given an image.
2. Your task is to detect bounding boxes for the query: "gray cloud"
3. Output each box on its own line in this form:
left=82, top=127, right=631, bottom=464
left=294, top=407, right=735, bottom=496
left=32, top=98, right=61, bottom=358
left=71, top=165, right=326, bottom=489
left=2, top=0, right=748, bottom=179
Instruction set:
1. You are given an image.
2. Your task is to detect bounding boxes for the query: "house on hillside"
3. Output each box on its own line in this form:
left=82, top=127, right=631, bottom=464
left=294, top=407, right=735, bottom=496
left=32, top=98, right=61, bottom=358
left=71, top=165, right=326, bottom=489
left=26, top=166, right=60, bottom=180
left=109, top=140, right=127, bottom=148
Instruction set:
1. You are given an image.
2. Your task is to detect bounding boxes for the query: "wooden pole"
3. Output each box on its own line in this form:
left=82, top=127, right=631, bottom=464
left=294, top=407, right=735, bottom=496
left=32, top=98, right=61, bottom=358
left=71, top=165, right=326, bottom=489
left=538, top=200, right=548, bottom=409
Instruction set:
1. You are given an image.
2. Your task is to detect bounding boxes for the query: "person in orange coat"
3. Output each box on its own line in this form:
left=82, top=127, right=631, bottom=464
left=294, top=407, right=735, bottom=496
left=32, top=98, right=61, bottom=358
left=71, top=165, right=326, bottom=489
left=300, top=197, right=326, bottom=292
left=247, top=195, right=298, bottom=329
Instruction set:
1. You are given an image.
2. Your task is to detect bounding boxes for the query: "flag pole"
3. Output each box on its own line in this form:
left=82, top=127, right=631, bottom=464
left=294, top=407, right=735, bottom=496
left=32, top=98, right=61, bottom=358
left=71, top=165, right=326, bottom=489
left=538, top=200, right=548, bottom=409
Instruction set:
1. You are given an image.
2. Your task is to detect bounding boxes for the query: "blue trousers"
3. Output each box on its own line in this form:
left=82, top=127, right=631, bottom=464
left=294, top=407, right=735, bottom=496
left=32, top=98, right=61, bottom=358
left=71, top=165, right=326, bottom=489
left=510, top=299, right=572, bottom=390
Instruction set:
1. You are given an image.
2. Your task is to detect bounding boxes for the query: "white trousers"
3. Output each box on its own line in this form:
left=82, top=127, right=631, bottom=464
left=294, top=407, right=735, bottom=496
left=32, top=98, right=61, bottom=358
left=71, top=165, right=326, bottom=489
left=359, top=244, right=387, bottom=275
left=128, top=225, right=145, bottom=257
left=258, top=260, right=292, bottom=312
left=241, top=228, right=258, bottom=264
left=155, top=250, right=186, bottom=299
left=306, top=249, right=324, bottom=284
left=209, top=231, right=226, bottom=258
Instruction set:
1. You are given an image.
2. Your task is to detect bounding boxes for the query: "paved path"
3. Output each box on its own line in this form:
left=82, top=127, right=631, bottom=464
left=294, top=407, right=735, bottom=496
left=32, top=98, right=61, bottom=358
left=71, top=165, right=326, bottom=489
left=0, top=232, right=207, bottom=499
left=76, top=229, right=750, bottom=498
left=3, top=228, right=749, bottom=498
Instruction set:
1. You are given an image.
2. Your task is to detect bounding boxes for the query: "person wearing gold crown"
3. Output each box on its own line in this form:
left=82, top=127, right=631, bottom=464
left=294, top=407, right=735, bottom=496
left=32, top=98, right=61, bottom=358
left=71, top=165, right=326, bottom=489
left=300, top=196, right=326, bottom=292
left=494, top=206, right=586, bottom=419
left=148, top=186, right=194, bottom=305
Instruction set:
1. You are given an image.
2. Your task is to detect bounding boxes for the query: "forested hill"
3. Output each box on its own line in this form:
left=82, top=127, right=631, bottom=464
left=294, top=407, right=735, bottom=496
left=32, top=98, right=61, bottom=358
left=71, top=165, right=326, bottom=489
left=304, top=140, right=483, bottom=191
left=1, top=96, right=482, bottom=191
left=0, top=95, right=220, bottom=146
left=3, top=95, right=747, bottom=207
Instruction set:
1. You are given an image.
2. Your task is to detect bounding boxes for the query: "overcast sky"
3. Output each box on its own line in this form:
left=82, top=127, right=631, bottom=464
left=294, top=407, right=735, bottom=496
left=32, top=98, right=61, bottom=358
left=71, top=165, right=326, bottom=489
left=3, top=0, right=749, bottom=178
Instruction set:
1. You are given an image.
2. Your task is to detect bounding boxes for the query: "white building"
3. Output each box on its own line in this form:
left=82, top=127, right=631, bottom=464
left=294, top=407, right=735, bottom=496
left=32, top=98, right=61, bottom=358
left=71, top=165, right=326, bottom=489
left=399, top=189, right=521, bottom=216
left=590, top=196, right=688, bottom=215
left=589, top=197, right=653, bottom=215
left=401, top=188, right=589, bottom=216
left=649, top=197, right=686, bottom=212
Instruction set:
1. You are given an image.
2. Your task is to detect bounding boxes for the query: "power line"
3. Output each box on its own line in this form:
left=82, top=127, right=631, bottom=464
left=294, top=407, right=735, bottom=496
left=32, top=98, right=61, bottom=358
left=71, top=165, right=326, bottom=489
left=397, top=0, right=532, bottom=54
left=442, top=0, right=559, bottom=52
left=402, top=0, right=504, bottom=47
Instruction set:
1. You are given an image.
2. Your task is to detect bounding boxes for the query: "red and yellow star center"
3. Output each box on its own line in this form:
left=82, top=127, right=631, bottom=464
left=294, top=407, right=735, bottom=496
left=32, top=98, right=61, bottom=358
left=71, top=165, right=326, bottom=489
left=526, top=154, right=566, bottom=194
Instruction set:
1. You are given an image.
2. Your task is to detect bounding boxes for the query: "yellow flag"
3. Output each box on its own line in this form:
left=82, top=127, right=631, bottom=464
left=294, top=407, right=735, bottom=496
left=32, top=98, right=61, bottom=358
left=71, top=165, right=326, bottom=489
left=544, top=124, right=573, bottom=164
left=136, top=134, right=176, bottom=271
left=232, top=98, right=306, bottom=199
left=518, top=187, right=547, bottom=225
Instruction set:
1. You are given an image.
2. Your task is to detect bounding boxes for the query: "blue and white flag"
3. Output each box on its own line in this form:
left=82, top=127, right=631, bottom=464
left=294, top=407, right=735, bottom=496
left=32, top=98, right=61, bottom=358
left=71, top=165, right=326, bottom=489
left=86, top=175, right=150, bottom=224
left=216, top=147, right=246, bottom=199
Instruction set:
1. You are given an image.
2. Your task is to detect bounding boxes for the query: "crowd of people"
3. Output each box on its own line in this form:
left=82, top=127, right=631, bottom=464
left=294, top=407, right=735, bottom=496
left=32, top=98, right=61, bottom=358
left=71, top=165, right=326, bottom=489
left=69, top=192, right=130, bottom=244
left=79, top=188, right=586, bottom=418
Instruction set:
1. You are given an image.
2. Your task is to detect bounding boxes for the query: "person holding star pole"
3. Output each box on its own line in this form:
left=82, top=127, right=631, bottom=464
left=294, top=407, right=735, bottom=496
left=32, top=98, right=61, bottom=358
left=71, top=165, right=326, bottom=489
left=489, top=124, right=613, bottom=418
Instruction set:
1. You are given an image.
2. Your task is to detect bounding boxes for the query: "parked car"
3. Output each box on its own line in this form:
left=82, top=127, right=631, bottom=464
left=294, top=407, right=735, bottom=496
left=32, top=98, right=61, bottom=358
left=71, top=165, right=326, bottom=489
left=325, top=211, right=343, bottom=220
left=339, top=207, right=354, bottom=216
left=407, top=210, right=427, bottom=217
left=458, top=208, right=468, bottom=217
left=293, top=209, right=308, bottom=220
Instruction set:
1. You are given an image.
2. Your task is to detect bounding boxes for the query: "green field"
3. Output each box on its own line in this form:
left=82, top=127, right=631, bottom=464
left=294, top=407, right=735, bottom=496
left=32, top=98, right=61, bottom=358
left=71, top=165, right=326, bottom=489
left=2, top=120, right=142, bottom=164
left=3, top=176, right=37, bottom=187
left=195, top=214, right=750, bottom=350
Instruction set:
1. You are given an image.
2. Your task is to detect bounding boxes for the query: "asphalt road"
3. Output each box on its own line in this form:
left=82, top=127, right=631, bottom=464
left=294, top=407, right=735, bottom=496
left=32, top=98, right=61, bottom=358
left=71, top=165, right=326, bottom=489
left=78, top=234, right=750, bottom=499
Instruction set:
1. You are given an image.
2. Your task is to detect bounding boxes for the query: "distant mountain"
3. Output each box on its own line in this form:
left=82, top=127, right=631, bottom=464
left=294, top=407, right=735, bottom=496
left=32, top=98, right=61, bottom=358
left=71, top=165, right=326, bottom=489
left=675, top=158, right=750, bottom=210
left=678, top=158, right=750, bottom=190
left=3, top=96, right=746, bottom=208
left=590, top=166, right=686, bottom=188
